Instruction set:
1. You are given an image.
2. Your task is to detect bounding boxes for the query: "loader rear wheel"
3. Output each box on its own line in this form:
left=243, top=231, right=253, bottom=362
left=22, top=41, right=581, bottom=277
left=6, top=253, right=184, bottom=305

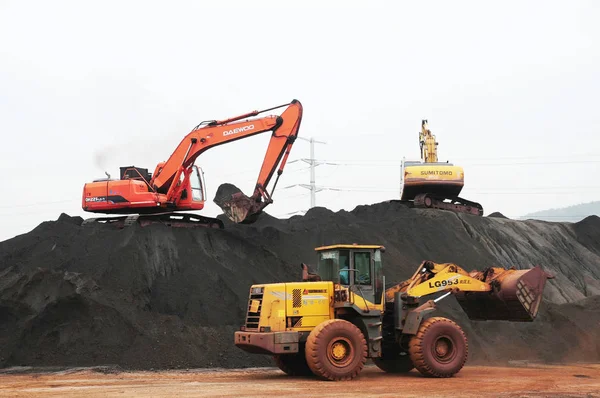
left=273, top=349, right=313, bottom=376
left=305, top=319, right=367, bottom=381
left=408, top=317, right=468, bottom=378
left=372, top=352, right=414, bottom=373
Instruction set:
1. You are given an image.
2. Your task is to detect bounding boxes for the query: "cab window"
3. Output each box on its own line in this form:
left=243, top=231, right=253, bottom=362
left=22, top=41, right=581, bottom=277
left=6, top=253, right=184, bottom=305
left=338, top=250, right=350, bottom=285
left=317, top=251, right=339, bottom=282
left=191, top=168, right=204, bottom=201
left=353, top=251, right=371, bottom=285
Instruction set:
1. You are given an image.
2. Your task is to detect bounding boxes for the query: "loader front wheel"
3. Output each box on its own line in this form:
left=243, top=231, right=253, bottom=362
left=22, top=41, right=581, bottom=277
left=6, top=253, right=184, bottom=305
left=273, top=349, right=313, bottom=376
left=408, top=317, right=468, bottom=378
left=305, top=319, right=367, bottom=381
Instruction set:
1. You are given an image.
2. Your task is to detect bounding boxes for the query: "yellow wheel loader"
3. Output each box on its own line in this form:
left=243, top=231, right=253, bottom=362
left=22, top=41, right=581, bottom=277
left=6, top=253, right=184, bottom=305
left=234, top=244, right=553, bottom=381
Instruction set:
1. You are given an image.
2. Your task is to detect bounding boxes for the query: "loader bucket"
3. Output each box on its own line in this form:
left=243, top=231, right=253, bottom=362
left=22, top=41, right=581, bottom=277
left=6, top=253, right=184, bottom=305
left=213, top=183, right=264, bottom=224
left=454, top=266, right=552, bottom=322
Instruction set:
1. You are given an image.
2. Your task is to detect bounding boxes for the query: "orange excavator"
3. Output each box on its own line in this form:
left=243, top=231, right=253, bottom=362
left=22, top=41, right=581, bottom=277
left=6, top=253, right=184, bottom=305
left=81, top=99, right=303, bottom=229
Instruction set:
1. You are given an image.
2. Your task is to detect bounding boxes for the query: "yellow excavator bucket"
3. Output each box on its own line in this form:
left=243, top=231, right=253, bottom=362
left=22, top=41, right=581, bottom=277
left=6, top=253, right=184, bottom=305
left=454, top=266, right=553, bottom=322
left=400, top=160, right=465, bottom=201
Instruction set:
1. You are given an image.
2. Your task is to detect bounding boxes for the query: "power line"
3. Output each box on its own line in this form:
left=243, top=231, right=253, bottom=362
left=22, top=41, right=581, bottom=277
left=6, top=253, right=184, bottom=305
left=290, top=136, right=327, bottom=208
left=304, top=159, right=600, bottom=167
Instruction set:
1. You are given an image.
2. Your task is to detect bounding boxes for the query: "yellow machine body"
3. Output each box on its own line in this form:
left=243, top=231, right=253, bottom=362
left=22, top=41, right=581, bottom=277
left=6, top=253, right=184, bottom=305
left=234, top=244, right=553, bottom=380
left=235, top=244, right=386, bottom=356
left=247, top=281, right=334, bottom=333
left=400, top=162, right=465, bottom=201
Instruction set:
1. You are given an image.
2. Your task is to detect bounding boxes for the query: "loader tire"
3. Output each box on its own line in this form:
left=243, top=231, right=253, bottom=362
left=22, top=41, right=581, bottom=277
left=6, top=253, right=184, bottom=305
left=372, top=352, right=414, bottom=373
left=305, top=319, right=367, bottom=381
left=273, top=350, right=313, bottom=376
left=408, top=317, right=468, bottom=378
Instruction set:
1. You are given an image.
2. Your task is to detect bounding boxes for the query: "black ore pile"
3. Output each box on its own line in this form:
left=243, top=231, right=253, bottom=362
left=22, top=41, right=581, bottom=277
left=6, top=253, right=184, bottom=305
left=1, top=201, right=600, bottom=369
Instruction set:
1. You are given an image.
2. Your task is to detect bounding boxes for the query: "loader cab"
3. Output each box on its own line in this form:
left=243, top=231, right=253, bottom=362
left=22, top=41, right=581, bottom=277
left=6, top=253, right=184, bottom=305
left=314, top=244, right=385, bottom=305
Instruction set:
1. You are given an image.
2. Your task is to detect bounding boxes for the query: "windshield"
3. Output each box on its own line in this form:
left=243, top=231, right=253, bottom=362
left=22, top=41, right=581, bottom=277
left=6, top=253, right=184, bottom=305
left=317, top=250, right=339, bottom=282
left=353, top=251, right=371, bottom=285
left=191, top=167, right=204, bottom=201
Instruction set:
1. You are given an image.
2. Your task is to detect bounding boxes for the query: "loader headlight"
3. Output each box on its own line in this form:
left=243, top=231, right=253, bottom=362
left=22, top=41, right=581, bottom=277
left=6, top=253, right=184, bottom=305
left=251, top=286, right=264, bottom=295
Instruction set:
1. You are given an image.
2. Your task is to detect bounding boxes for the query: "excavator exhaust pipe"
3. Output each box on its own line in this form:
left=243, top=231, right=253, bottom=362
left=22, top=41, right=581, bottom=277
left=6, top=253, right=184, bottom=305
left=213, top=183, right=266, bottom=224
left=454, top=266, right=554, bottom=322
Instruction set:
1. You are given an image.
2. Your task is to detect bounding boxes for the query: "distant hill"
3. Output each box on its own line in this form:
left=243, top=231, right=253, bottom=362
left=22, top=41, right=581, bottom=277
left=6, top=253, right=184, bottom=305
left=520, top=201, right=600, bottom=222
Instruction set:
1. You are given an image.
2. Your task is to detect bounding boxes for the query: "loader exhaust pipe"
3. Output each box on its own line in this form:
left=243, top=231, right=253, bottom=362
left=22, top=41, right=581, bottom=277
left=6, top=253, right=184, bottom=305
left=454, top=266, right=554, bottom=322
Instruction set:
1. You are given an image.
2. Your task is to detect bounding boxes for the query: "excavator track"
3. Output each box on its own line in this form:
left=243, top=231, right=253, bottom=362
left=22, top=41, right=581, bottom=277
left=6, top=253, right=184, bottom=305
left=413, top=193, right=484, bottom=216
left=81, top=212, right=224, bottom=229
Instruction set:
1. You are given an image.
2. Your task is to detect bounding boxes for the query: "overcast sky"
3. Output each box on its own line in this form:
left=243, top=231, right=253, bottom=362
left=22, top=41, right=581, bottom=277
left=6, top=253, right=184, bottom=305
left=1, top=0, right=599, bottom=241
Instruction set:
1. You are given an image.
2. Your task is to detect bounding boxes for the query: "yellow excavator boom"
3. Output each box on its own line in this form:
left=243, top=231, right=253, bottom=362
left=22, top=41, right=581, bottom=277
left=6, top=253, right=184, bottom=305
left=419, top=120, right=438, bottom=163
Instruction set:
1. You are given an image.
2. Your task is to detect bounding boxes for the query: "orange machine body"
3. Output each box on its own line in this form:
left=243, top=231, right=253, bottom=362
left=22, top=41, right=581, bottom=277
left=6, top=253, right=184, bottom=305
left=82, top=164, right=207, bottom=214
left=82, top=100, right=303, bottom=223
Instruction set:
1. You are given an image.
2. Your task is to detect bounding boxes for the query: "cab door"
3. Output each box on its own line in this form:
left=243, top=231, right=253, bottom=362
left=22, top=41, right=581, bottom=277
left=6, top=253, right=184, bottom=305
left=191, top=165, right=206, bottom=203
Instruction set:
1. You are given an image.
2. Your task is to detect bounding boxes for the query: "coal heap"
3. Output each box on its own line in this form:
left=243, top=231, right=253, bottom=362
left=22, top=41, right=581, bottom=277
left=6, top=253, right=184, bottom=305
left=1, top=199, right=599, bottom=369
left=487, top=211, right=508, bottom=219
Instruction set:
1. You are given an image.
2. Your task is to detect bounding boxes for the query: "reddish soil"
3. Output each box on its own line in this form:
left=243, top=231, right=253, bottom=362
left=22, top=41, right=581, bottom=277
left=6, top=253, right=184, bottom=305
left=1, top=363, right=599, bottom=398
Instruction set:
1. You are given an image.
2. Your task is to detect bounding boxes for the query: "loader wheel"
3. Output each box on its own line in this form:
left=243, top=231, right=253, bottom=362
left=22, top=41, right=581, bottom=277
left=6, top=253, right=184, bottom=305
left=305, top=319, right=367, bottom=381
left=408, top=317, right=468, bottom=378
left=273, top=350, right=313, bottom=376
left=372, top=351, right=414, bottom=373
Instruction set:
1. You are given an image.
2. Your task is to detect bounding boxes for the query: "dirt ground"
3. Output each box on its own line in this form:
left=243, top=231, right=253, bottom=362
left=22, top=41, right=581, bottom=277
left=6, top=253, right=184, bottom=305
left=1, top=363, right=599, bottom=398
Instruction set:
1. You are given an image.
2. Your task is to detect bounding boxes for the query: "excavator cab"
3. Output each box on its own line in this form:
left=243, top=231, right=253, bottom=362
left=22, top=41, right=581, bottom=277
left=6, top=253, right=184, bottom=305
left=190, top=166, right=206, bottom=202
left=176, top=165, right=207, bottom=208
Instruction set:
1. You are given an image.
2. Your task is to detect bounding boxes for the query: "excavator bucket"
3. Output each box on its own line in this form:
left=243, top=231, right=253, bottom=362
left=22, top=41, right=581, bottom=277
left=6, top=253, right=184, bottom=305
left=213, top=183, right=265, bottom=224
left=454, top=266, right=553, bottom=322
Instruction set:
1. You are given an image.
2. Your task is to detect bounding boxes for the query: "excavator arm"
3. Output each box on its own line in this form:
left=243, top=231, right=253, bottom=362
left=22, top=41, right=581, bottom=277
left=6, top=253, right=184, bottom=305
left=149, top=99, right=303, bottom=222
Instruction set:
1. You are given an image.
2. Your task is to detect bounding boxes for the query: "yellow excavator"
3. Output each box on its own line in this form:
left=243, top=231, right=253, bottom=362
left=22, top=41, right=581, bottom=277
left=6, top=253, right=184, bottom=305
left=234, top=244, right=552, bottom=381
left=400, top=120, right=483, bottom=216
